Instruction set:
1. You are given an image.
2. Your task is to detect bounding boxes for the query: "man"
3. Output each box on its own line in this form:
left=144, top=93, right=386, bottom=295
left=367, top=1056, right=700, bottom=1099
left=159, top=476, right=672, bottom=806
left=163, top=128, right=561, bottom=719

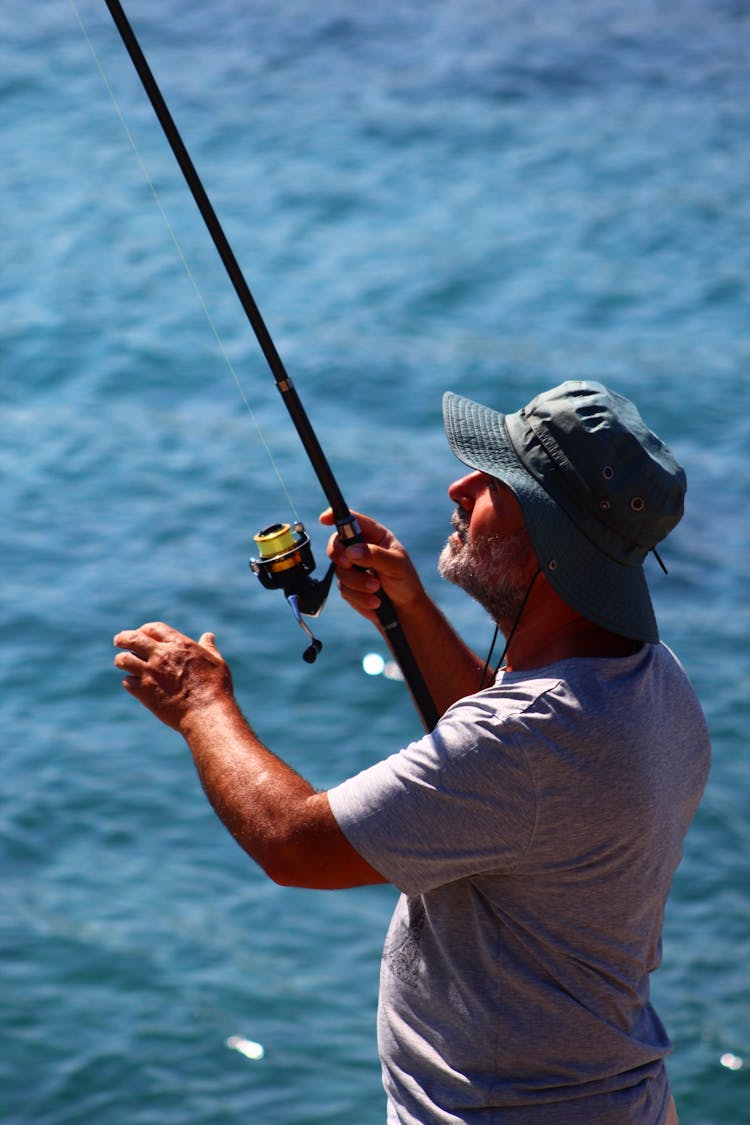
left=114, top=381, right=709, bottom=1124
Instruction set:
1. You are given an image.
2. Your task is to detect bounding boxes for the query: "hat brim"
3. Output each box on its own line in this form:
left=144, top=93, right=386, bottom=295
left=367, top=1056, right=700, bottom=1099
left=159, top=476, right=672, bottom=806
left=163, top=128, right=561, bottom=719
left=443, top=391, right=658, bottom=643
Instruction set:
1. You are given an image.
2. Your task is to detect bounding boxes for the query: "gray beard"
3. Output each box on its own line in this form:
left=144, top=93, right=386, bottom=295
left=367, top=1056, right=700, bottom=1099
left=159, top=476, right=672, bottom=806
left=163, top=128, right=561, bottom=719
left=438, top=513, right=535, bottom=626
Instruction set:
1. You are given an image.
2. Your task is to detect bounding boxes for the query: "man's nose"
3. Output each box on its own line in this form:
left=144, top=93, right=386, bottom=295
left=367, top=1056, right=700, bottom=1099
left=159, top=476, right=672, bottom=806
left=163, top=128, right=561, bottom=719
left=448, top=471, right=484, bottom=509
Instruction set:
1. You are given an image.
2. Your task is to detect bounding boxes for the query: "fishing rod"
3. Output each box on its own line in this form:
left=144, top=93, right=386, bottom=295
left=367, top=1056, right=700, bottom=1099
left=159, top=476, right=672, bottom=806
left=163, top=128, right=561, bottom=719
left=103, top=0, right=439, bottom=731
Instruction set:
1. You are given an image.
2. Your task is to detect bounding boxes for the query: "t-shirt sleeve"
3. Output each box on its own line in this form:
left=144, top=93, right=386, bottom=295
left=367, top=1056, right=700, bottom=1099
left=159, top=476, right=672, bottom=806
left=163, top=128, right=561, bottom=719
left=327, top=694, right=538, bottom=896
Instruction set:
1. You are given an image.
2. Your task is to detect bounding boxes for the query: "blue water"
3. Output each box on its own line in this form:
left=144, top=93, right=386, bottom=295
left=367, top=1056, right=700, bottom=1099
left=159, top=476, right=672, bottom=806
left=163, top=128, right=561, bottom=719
left=1, top=1, right=748, bottom=1121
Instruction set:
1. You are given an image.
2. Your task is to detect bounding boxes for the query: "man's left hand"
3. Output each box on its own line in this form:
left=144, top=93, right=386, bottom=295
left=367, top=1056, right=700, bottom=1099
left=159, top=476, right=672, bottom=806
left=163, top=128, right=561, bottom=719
left=113, top=621, right=233, bottom=732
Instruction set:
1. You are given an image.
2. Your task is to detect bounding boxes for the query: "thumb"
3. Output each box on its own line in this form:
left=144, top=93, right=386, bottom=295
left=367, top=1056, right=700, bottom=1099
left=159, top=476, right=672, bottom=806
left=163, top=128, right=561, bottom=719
left=198, top=631, right=220, bottom=656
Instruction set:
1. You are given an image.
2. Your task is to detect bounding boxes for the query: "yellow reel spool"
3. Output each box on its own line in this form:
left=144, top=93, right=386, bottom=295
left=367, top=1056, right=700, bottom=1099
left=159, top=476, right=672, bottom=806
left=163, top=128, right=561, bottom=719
left=253, top=523, right=302, bottom=573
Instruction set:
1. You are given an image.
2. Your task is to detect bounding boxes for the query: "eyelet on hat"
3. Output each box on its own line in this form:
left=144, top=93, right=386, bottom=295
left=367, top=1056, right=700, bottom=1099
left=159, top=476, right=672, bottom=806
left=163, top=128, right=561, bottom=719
left=548, top=559, right=558, bottom=571
left=630, top=496, right=645, bottom=511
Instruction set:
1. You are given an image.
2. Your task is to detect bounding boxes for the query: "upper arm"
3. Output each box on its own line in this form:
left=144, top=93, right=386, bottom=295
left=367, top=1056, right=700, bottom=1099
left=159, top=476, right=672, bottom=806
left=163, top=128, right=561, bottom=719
left=322, top=715, right=539, bottom=896
left=268, top=792, right=388, bottom=890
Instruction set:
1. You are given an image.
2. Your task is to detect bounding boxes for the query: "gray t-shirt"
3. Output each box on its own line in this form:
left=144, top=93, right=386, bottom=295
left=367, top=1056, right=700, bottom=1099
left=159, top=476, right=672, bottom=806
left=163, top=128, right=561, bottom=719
left=328, top=643, right=710, bottom=1124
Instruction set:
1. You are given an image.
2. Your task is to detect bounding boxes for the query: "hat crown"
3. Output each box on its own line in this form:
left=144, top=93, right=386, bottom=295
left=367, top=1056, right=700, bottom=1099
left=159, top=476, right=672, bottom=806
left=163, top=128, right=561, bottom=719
left=508, top=381, right=686, bottom=559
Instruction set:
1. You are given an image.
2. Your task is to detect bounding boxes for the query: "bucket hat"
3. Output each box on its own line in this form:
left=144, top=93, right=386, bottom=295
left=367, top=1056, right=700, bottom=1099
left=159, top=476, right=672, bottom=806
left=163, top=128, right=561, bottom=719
left=443, top=380, right=686, bottom=643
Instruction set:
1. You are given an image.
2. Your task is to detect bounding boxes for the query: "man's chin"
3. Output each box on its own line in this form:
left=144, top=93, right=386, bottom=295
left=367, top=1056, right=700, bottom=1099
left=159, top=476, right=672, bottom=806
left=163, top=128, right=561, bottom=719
left=438, top=537, right=532, bottom=625
left=438, top=541, right=462, bottom=582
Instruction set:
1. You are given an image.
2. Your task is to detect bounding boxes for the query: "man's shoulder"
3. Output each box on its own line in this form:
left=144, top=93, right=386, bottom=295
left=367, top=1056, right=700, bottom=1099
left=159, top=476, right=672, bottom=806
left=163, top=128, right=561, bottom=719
left=443, top=641, right=707, bottom=747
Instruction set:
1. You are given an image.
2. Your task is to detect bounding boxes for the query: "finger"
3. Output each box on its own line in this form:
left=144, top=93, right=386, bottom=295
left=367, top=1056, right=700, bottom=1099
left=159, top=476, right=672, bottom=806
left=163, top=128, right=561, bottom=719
left=139, top=621, right=183, bottom=642
left=347, top=541, right=408, bottom=581
left=318, top=506, right=368, bottom=526
left=336, top=577, right=382, bottom=614
left=114, top=628, right=139, bottom=648
left=114, top=651, right=148, bottom=674
left=113, top=627, right=157, bottom=655
left=114, top=621, right=188, bottom=653
left=120, top=672, right=155, bottom=703
left=338, top=565, right=381, bottom=595
left=318, top=508, right=388, bottom=542
left=327, top=534, right=367, bottom=570
left=120, top=674, right=140, bottom=697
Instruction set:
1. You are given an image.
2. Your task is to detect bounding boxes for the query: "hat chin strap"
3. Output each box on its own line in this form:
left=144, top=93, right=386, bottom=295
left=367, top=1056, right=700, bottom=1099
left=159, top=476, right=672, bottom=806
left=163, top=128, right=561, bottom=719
left=479, top=568, right=542, bottom=689
left=652, top=546, right=669, bottom=574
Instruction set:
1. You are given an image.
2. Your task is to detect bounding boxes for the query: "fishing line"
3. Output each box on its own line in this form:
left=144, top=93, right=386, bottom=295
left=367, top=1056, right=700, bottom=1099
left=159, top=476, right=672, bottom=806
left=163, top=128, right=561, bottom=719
left=70, top=0, right=299, bottom=521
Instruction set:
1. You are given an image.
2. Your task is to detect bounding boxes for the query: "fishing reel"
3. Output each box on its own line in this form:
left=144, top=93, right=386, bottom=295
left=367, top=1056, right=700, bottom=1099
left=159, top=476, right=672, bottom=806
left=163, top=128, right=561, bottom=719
left=250, top=522, right=335, bottom=663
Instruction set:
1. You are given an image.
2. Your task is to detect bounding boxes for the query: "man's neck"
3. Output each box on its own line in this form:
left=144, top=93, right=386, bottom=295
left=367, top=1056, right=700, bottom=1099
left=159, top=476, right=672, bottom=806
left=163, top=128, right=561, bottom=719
left=502, top=581, right=643, bottom=671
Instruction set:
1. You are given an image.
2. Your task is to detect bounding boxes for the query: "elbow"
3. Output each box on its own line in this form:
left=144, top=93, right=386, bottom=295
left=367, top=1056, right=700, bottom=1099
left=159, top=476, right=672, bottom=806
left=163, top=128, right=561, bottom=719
left=266, top=862, right=305, bottom=888
left=260, top=846, right=301, bottom=887
left=222, top=790, right=359, bottom=890
left=249, top=827, right=314, bottom=888
left=253, top=829, right=340, bottom=890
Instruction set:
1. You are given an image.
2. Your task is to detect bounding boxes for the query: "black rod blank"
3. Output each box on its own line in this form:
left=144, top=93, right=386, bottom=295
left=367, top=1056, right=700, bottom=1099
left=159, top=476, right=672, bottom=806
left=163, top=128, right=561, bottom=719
left=103, top=0, right=439, bottom=730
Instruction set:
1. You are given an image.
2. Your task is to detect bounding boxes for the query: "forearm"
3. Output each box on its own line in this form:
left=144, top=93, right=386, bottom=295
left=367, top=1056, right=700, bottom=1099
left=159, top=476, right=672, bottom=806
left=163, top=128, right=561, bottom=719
left=379, top=586, right=489, bottom=717
left=180, top=694, right=314, bottom=881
